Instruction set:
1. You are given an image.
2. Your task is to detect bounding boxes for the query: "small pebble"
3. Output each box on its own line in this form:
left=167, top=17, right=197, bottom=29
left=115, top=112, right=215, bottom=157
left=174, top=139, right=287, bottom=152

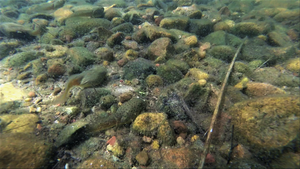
left=28, top=91, right=36, bottom=98
left=142, top=136, right=152, bottom=143
left=176, top=136, right=185, bottom=145
left=25, top=98, right=32, bottom=102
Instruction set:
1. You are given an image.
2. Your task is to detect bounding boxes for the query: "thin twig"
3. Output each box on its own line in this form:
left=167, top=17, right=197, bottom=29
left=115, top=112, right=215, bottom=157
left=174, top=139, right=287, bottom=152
left=198, top=37, right=248, bottom=169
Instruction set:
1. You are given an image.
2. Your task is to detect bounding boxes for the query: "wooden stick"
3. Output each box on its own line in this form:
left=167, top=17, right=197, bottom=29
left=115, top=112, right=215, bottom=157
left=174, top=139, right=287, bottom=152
left=198, top=37, right=248, bottom=169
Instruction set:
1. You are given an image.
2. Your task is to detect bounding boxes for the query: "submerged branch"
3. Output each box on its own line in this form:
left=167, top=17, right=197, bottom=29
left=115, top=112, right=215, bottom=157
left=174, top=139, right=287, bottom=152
left=198, top=37, right=248, bottom=169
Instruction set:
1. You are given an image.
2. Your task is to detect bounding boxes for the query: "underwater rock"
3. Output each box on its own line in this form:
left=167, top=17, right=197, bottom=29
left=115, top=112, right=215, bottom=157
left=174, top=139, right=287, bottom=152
left=267, top=30, right=292, bottom=47
left=0, top=114, right=38, bottom=133
left=286, top=58, right=300, bottom=73
left=121, top=40, right=139, bottom=50
left=188, top=19, right=213, bottom=37
left=0, top=133, right=52, bottom=168
left=59, top=17, right=111, bottom=40
left=132, top=112, right=176, bottom=146
left=159, top=16, right=190, bottom=31
left=270, top=152, right=300, bottom=169
left=4, top=51, right=44, bottom=67
left=208, top=45, right=235, bottom=62
left=0, top=22, right=36, bottom=40
left=111, top=22, right=134, bottom=33
left=94, top=47, right=114, bottom=62
left=123, top=58, right=156, bottom=80
left=157, top=64, right=183, bottom=85
left=166, top=59, right=190, bottom=75
left=53, top=7, right=74, bottom=24
left=67, top=47, right=96, bottom=68
left=228, top=95, right=300, bottom=158
left=136, top=151, right=149, bottom=166
left=104, top=8, right=122, bottom=21
left=244, top=82, right=286, bottom=97
left=133, top=24, right=177, bottom=43
left=252, top=67, right=300, bottom=87
left=69, top=5, right=105, bottom=18
left=145, top=75, right=163, bottom=88
left=106, top=32, right=125, bottom=48
left=0, top=40, right=23, bottom=60
left=147, top=37, right=174, bottom=63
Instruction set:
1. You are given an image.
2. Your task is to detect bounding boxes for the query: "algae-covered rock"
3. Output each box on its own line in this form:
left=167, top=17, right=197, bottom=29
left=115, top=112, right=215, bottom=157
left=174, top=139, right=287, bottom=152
left=60, top=17, right=110, bottom=40
left=68, top=47, right=95, bottom=68
left=166, top=59, right=190, bottom=75
left=111, top=22, right=133, bottom=33
left=0, top=133, right=52, bottom=168
left=106, top=32, right=125, bottom=47
left=286, top=58, right=300, bottom=73
left=133, top=24, right=177, bottom=43
left=159, top=16, right=189, bottom=31
left=123, top=58, right=156, bottom=80
left=145, top=75, right=163, bottom=88
left=267, top=31, right=292, bottom=47
left=0, top=40, right=22, bottom=60
left=0, top=114, right=38, bottom=133
left=208, top=45, right=235, bottom=62
left=132, top=112, right=175, bottom=146
left=244, top=82, right=286, bottom=97
left=4, top=51, right=44, bottom=67
left=231, top=21, right=274, bottom=37
left=147, top=37, right=174, bottom=63
left=104, top=8, right=122, bottom=20
left=228, top=96, right=300, bottom=158
left=270, top=152, right=300, bottom=169
left=188, top=19, right=213, bottom=37
left=157, top=65, right=183, bottom=85
left=252, top=67, right=300, bottom=87
left=124, top=49, right=139, bottom=61
left=94, top=47, right=114, bottom=62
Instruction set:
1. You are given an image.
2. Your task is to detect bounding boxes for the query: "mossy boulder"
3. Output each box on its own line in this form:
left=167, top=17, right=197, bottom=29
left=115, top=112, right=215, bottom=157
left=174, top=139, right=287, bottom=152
left=0, top=133, right=52, bottom=168
left=166, top=59, right=190, bottom=75
left=145, top=75, right=163, bottom=88
left=4, top=51, right=44, bottom=67
left=59, top=17, right=111, bottom=40
left=0, top=40, right=22, bottom=60
left=123, top=58, right=156, bottom=80
left=228, top=95, right=300, bottom=158
left=106, top=32, right=125, bottom=47
left=104, top=8, right=122, bottom=20
left=111, top=22, right=134, bottom=33
left=94, top=47, right=114, bottom=62
left=231, top=21, right=274, bottom=37
left=252, top=67, right=300, bottom=87
left=188, top=19, right=213, bottom=37
left=67, top=47, right=96, bottom=68
left=132, top=24, right=177, bottom=43
left=267, top=31, right=292, bottom=47
left=157, top=65, right=183, bottom=85
left=286, top=58, right=300, bottom=73
left=208, top=45, right=236, bottom=62
left=244, top=82, right=286, bottom=97
left=159, top=16, right=189, bottom=31
left=132, top=112, right=176, bottom=146
left=203, top=31, right=227, bottom=46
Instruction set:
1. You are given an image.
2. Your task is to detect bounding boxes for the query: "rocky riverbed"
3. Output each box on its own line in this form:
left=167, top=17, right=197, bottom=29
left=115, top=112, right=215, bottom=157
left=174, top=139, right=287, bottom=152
left=0, top=0, right=299, bottom=168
